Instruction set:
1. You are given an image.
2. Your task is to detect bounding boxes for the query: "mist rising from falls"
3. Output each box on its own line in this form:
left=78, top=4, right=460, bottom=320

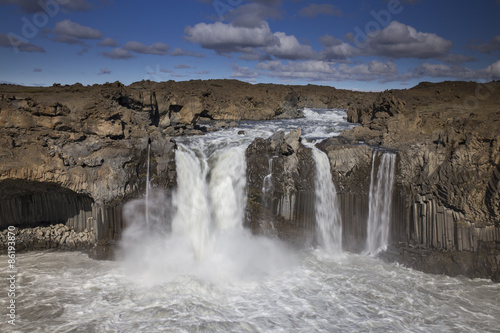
left=120, top=141, right=295, bottom=284
left=365, top=151, right=396, bottom=255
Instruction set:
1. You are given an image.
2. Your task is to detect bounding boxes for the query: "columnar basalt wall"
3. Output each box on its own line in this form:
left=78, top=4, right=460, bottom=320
left=245, top=130, right=317, bottom=246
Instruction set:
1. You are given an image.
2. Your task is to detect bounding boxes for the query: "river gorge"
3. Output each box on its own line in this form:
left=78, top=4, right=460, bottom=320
left=0, top=80, right=499, bottom=332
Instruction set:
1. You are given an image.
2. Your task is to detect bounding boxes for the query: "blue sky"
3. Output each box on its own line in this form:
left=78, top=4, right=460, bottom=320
left=1, top=0, right=499, bottom=91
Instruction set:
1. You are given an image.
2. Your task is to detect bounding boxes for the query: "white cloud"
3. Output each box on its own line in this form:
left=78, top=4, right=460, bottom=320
left=53, top=20, right=103, bottom=40
left=98, top=38, right=119, bottom=47
left=319, top=34, right=359, bottom=60
left=170, top=48, right=205, bottom=58
left=468, top=36, right=500, bottom=54
left=185, top=21, right=318, bottom=61
left=102, top=48, right=135, bottom=60
left=264, top=32, right=318, bottom=60
left=0, top=33, right=45, bottom=52
left=483, top=60, right=500, bottom=79
left=256, top=59, right=399, bottom=82
left=412, top=60, right=500, bottom=80
left=52, top=34, right=88, bottom=46
left=231, top=64, right=258, bottom=78
left=227, top=2, right=282, bottom=28
left=185, top=21, right=279, bottom=54
left=123, top=41, right=169, bottom=55
left=439, top=53, right=476, bottom=64
left=362, top=21, right=452, bottom=59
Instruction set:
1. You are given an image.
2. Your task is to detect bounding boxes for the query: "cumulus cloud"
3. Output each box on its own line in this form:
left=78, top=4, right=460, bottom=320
left=439, top=53, right=477, bottom=64
left=185, top=21, right=318, bottom=60
left=256, top=59, right=399, bottom=82
left=123, top=41, right=169, bottom=55
left=231, top=64, right=258, bottom=78
left=53, top=19, right=103, bottom=40
left=299, top=4, right=342, bottom=18
left=319, top=34, right=359, bottom=60
left=98, top=38, right=119, bottom=47
left=0, top=33, right=45, bottom=52
left=361, top=21, right=452, bottom=58
left=227, top=2, right=282, bottom=28
left=102, top=48, right=135, bottom=59
left=0, top=0, right=91, bottom=13
left=52, top=34, right=88, bottom=46
left=264, top=32, right=318, bottom=60
left=468, top=36, right=500, bottom=53
left=412, top=60, right=500, bottom=80
left=98, top=68, right=111, bottom=75
left=185, top=21, right=279, bottom=54
left=483, top=60, right=500, bottom=79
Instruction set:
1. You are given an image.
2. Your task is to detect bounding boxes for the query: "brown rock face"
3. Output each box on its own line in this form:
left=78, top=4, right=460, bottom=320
left=331, top=80, right=500, bottom=280
left=245, top=129, right=316, bottom=246
left=0, top=82, right=177, bottom=257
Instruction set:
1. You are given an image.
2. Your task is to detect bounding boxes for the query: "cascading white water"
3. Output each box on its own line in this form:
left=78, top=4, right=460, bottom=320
left=262, top=157, right=273, bottom=201
left=145, top=142, right=151, bottom=228
left=306, top=143, right=343, bottom=254
left=171, top=145, right=212, bottom=259
left=121, top=139, right=295, bottom=283
left=365, top=151, right=396, bottom=255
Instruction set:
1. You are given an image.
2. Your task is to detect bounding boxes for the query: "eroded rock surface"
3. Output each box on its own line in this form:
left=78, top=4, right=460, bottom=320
left=245, top=129, right=316, bottom=246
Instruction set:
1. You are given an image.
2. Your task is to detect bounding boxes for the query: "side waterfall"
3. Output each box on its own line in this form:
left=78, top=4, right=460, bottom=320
left=307, top=143, right=343, bottom=253
left=364, top=151, right=396, bottom=255
left=145, top=142, right=151, bottom=229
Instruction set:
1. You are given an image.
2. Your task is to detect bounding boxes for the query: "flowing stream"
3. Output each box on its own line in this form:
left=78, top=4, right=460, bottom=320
left=1, top=109, right=499, bottom=332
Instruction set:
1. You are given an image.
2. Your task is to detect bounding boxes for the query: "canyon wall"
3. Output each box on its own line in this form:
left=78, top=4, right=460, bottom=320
left=1, top=79, right=499, bottom=280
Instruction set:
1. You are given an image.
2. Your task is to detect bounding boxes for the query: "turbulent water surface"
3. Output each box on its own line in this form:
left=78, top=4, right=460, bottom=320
left=2, top=109, right=500, bottom=332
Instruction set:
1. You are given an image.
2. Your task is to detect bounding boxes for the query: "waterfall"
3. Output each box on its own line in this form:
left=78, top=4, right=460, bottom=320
left=309, top=144, right=343, bottom=253
left=171, top=143, right=247, bottom=259
left=120, top=141, right=294, bottom=283
left=364, top=151, right=396, bottom=255
left=262, top=157, right=274, bottom=203
left=145, top=142, right=151, bottom=229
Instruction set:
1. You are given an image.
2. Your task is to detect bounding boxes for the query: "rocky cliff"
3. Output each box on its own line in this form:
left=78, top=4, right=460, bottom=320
left=328, top=81, right=500, bottom=280
left=1, top=79, right=499, bottom=281
left=0, top=79, right=366, bottom=256
left=245, top=129, right=316, bottom=246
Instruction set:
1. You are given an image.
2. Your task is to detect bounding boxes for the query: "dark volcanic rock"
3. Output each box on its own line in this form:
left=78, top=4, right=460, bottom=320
left=245, top=129, right=316, bottom=246
left=336, top=80, right=500, bottom=280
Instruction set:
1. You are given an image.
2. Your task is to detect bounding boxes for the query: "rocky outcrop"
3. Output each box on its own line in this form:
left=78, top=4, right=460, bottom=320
left=0, top=82, right=177, bottom=257
left=0, top=224, right=95, bottom=252
left=245, top=129, right=316, bottom=246
left=335, top=81, right=500, bottom=280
